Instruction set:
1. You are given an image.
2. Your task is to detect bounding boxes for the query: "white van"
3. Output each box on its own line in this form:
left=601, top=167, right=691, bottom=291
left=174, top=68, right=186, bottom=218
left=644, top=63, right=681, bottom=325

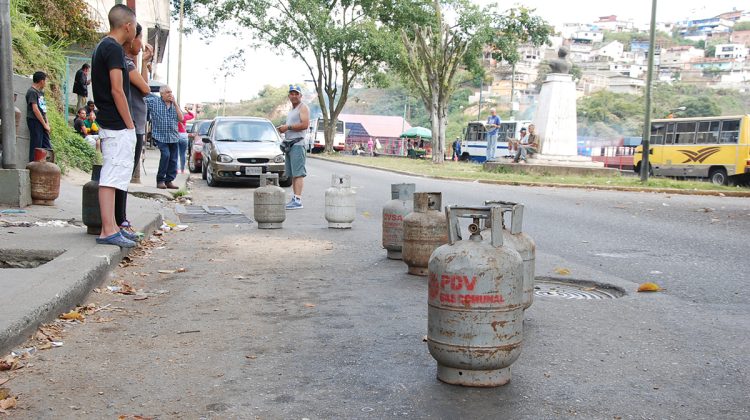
left=310, top=118, right=346, bottom=153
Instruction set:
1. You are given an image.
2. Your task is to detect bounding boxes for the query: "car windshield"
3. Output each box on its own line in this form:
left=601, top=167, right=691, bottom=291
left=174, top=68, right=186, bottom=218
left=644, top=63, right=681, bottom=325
left=213, top=120, right=278, bottom=142
left=198, top=121, right=211, bottom=135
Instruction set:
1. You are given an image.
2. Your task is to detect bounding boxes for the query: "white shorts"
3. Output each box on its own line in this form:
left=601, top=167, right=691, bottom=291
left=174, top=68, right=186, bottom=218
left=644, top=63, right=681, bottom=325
left=99, top=128, right=136, bottom=191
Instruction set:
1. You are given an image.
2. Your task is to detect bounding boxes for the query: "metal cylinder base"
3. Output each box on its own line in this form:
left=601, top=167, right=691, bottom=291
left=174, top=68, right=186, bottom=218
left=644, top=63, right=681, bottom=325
left=386, top=250, right=402, bottom=260
left=436, top=365, right=511, bottom=387
left=407, top=266, right=428, bottom=276
left=257, top=222, right=283, bottom=229
left=328, top=222, right=352, bottom=229
left=86, top=226, right=101, bottom=235
left=32, top=199, right=55, bottom=206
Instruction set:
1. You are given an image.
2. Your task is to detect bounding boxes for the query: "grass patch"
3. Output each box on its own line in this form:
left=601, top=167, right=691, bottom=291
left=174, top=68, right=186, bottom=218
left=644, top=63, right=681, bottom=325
left=321, top=155, right=746, bottom=192
left=171, top=189, right=189, bottom=198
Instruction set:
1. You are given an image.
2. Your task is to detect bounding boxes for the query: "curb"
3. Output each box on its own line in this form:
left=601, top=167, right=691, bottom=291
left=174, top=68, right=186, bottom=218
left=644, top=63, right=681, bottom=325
left=309, top=155, right=750, bottom=198
left=0, top=212, right=163, bottom=356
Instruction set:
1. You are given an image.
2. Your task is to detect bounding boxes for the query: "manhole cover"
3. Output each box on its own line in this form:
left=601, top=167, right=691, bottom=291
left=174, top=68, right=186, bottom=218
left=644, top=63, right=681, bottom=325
left=175, top=205, right=253, bottom=224
left=534, top=279, right=623, bottom=299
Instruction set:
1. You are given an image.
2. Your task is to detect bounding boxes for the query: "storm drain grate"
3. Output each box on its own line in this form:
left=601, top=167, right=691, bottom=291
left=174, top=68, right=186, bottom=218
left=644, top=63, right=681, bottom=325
left=175, top=205, right=253, bottom=224
left=534, top=279, right=622, bottom=300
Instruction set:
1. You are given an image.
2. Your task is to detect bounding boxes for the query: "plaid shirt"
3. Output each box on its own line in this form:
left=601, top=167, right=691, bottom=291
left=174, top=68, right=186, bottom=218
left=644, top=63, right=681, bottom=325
left=144, top=95, right=180, bottom=143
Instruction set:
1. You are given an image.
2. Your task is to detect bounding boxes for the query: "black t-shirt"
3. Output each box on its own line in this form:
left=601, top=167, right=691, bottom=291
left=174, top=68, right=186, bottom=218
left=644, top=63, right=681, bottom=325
left=73, top=69, right=87, bottom=96
left=25, top=87, right=47, bottom=121
left=91, top=36, right=130, bottom=130
left=73, top=118, right=87, bottom=137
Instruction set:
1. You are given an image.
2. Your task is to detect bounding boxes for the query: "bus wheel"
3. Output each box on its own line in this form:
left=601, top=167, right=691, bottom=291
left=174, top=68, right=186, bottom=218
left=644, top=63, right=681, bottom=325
left=708, top=167, right=728, bottom=186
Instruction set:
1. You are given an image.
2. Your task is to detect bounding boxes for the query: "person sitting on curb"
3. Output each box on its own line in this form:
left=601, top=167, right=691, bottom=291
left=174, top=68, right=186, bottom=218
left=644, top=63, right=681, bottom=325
left=84, top=111, right=100, bottom=135
left=513, top=124, right=539, bottom=164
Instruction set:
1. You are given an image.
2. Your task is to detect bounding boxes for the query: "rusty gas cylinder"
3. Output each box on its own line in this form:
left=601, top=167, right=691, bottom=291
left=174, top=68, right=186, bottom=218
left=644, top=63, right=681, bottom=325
left=325, top=174, right=356, bottom=229
left=254, top=173, right=286, bottom=229
left=427, top=206, right=524, bottom=387
left=26, top=148, right=60, bottom=206
left=402, top=192, right=447, bottom=276
left=382, top=183, right=415, bottom=260
left=82, top=165, right=102, bottom=235
left=483, top=200, right=536, bottom=310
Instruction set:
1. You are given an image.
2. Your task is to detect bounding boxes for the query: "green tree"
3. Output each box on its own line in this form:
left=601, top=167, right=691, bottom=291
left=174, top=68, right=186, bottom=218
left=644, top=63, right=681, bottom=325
left=678, top=96, right=721, bottom=117
left=733, top=22, right=750, bottom=31
left=398, top=0, right=491, bottom=163
left=184, top=0, right=425, bottom=153
left=18, top=0, right=98, bottom=46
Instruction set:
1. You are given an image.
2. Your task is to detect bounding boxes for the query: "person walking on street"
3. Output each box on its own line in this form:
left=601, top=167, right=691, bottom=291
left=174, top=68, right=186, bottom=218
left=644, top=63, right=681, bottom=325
left=177, top=106, right=195, bottom=173
left=91, top=4, right=139, bottom=248
left=485, top=108, right=501, bottom=162
left=25, top=71, right=52, bottom=162
left=73, top=63, right=91, bottom=111
left=145, top=85, right=183, bottom=189
left=277, top=84, right=309, bottom=210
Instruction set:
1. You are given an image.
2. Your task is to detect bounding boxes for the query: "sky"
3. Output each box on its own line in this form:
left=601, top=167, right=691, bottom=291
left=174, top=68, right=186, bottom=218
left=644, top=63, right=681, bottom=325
left=163, top=0, right=745, bottom=105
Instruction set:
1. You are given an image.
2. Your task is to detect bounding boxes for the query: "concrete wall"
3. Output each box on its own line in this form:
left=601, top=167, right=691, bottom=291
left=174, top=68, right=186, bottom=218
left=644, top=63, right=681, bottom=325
left=13, top=74, right=32, bottom=167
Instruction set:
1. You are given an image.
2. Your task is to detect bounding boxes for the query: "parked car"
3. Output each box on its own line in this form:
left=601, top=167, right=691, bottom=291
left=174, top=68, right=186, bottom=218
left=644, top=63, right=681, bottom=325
left=201, top=117, right=292, bottom=187
left=187, top=119, right=213, bottom=173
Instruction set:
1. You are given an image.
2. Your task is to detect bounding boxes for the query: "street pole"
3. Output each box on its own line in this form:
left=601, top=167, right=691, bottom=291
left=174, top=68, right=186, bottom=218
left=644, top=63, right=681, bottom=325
left=477, top=77, right=483, bottom=120
left=640, top=0, right=658, bottom=183
left=509, top=63, right=515, bottom=119
left=176, top=0, right=184, bottom=104
left=0, top=0, right=17, bottom=169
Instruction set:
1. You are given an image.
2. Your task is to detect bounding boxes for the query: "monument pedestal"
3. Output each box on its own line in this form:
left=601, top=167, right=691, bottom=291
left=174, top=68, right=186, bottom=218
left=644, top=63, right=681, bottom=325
left=534, top=73, right=578, bottom=157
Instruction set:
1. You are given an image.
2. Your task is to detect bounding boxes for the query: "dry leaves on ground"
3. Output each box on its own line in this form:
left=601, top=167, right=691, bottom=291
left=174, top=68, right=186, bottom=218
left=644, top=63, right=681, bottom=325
left=554, top=267, right=571, bottom=276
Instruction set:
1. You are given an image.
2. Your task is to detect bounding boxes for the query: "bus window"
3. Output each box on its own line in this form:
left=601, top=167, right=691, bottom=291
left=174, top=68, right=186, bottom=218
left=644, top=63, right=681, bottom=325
left=650, top=123, right=666, bottom=144
left=719, top=120, right=740, bottom=144
left=665, top=123, right=675, bottom=144
left=506, top=123, right=516, bottom=140
left=674, top=122, right=696, bottom=144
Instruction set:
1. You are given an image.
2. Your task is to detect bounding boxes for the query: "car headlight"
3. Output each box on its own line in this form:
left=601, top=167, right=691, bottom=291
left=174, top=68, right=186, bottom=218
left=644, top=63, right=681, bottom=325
left=218, top=154, right=233, bottom=163
left=273, top=154, right=285, bottom=163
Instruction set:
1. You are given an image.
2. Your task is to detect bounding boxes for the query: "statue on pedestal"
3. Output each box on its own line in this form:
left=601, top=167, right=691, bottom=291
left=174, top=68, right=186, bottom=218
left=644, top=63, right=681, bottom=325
left=548, top=47, right=571, bottom=74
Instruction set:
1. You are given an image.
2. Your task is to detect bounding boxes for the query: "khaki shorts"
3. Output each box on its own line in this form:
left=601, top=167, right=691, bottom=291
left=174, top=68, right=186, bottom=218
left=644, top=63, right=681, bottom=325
left=284, top=143, right=307, bottom=178
left=99, top=128, right=136, bottom=191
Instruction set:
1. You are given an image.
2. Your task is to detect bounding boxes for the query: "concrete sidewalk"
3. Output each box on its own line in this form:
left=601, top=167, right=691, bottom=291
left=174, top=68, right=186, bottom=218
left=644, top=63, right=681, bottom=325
left=0, top=150, right=187, bottom=354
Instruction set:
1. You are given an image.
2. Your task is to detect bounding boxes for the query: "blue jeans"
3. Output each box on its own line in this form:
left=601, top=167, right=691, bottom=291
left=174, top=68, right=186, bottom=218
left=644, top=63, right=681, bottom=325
left=156, top=141, right=178, bottom=183
left=178, top=133, right=188, bottom=171
left=486, top=132, right=498, bottom=161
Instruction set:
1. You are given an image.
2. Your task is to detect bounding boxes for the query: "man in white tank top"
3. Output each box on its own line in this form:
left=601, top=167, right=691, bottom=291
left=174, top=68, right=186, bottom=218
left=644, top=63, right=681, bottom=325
left=277, top=84, right=310, bottom=209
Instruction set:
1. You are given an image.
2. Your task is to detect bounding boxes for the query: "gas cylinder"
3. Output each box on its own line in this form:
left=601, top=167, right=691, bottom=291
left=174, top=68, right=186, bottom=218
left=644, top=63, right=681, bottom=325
left=427, top=206, right=524, bottom=387
left=483, top=200, right=536, bottom=310
left=82, top=165, right=102, bottom=235
left=402, top=192, right=447, bottom=276
left=382, top=183, right=415, bottom=260
left=324, top=174, right=356, bottom=229
left=26, top=148, right=60, bottom=206
left=254, top=173, right=286, bottom=229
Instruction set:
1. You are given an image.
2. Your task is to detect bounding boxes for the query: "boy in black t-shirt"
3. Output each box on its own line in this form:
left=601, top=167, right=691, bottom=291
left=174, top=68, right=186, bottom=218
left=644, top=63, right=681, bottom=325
left=91, top=4, right=138, bottom=248
left=25, top=71, right=52, bottom=162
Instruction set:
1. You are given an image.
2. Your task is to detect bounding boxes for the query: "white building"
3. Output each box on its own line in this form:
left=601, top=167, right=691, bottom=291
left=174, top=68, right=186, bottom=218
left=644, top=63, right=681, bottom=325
left=572, top=31, right=604, bottom=44
left=591, top=41, right=624, bottom=61
left=659, top=46, right=705, bottom=69
left=593, top=15, right=635, bottom=32
left=714, top=43, right=749, bottom=60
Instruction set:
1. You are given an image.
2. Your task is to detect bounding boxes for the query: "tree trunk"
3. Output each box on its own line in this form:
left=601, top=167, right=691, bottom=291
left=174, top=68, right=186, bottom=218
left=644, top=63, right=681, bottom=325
left=324, top=118, right=336, bottom=153
left=430, top=91, right=444, bottom=163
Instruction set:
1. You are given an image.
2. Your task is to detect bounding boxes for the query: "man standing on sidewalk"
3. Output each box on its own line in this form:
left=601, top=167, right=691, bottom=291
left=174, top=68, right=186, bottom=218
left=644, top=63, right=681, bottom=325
left=73, top=63, right=91, bottom=111
left=276, top=84, right=309, bottom=210
left=485, top=107, right=501, bottom=162
left=145, top=85, right=183, bottom=189
left=25, top=71, right=52, bottom=162
left=91, top=4, right=138, bottom=247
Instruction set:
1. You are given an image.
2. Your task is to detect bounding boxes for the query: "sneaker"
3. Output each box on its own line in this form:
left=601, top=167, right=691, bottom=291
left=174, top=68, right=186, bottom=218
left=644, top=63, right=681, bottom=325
left=157, top=182, right=167, bottom=189
left=165, top=182, right=179, bottom=189
left=96, top=232, right=136, bottom=248
left=285, top=197, right=303, bottom=210
left=120, top=229, right=141, bottom=242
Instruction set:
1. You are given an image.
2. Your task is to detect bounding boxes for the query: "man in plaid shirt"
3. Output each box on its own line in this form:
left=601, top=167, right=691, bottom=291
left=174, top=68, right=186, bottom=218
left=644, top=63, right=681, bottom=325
left=145, top=85, right=184, bottom=189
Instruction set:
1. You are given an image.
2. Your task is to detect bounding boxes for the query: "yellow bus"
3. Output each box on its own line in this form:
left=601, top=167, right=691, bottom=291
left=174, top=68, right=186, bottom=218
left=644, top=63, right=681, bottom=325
left=634, top=115, right=750, bottom=185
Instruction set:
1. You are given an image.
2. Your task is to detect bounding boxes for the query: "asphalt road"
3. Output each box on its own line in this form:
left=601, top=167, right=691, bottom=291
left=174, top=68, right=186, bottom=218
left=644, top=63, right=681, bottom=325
left=6, top=157, right=749, bottom=419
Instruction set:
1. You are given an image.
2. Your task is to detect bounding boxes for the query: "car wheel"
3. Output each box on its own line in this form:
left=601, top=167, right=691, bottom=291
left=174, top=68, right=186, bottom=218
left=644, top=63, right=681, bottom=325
left=279, top=174, right=293, bottom=188
left=201, top=158, right=207, bottom=180
left=206, top=162, right=218, bottom=187
left=709, top=167, right=727, bottom=186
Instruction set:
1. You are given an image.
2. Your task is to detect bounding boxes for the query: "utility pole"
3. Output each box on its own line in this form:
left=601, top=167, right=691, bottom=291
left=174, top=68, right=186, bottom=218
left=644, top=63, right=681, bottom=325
left=477, top=77, right=483, bottom=120
left=176, top=0, right=184, bottom=104
left=509, top=63, right=516, bottom=119
left=0, top=0, right=17, bottom=169
left=640, top=0, right=658, bottom=183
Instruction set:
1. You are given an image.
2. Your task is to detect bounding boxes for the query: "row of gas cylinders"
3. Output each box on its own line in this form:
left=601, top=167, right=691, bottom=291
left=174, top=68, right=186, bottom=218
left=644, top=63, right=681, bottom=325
left=254, top=173, right=356, bottom=229
left=383, top=183, right=535, bottom=387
